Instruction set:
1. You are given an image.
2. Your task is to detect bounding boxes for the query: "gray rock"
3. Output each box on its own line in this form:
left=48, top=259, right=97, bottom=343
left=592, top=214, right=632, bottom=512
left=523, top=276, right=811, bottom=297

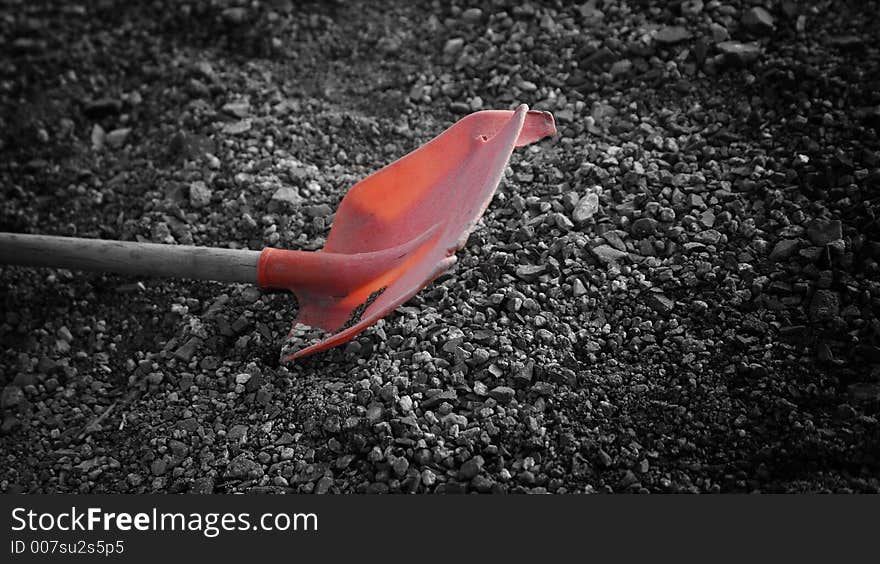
left=472, top=475, right=495, bottom=493
left=579, top=3, right=605, bottom=21
left=304, top=203, right=332, bottom=218
left=489, top=386, right=515, bottom=404
left=421, top=469, right=437, bottom=487
left=398, top=395, right=413, bottom=412
left=365, top=482, right=389, bottom=494
left=173, top=337, right=201, bottom=362
left=769, top=239, right=799, bottom=261
left=717, top=41, right=763, bottom=64
left=392, top=456, right=409, bottom=477
left=105, top=128, right=131, bottom=149
left=227, top=424, right=248, bottom=441
left=222, top=101, right=250, bottom=118
left=602, top=230, right=627, bottom=251
left=422, top=390, right=457, bottom=410
left=680, top=0, right=704, bottom=16
left=516, top=263, right=547, bottom=281
left=91, top=124, right=106, bottom=150
left=1, top=385, right=23, bottom=409
left=555, top=108, right=575, bottom=123
left=645, top=293, right=674, bottom=314
left=169, top=131, right=216, bottom=160
left=169, top=440, right=188, bottom=458
left=809, top=290, right=840, bottom=321
left=459, top=455, right=485, bottom=480
left=659, top=208, right=676, bottom=222
left=271, top=186, right=302, bottom=206
left=470, top=348, right=491, bottom=365
left=191, top=477, right=215, bottom=494
left=572, top=192, right=600, bottom=223
left=461, top=8, right=483, bottom=22
left=619, top=470, right=639, bottom=489
left=513, top=359, right=535, bottom=387
left=177, top=418, right=200, bottom=433
left=710, top=22, right=730, bottom=43
left=572, top=278, right=588, bottom=297
left=555, top=212, right=575, bottom=231
left=444, top=38, right=465, bottom=55
left=191, top=61, right=217, bottom=81
left=700, top=210, right=716, bottom=228
left=591, top=244, right=629, bottom=264
left=609, top=59, right=632, bottom=77
left=472, top=381, right=488, bottom=396
left=655, top=26, right=692, bottom=45
left=1, top=415, right=20, bottom=435
left=222, top=7, right=248, bottom=24
left=150, top=458, right=168, bottom=476
left=222, top=119, right=252, bottom=135
left=366, top=403, right=384, bottom=422
left=694, top=229, right=722, bottom=245
left=225, top=454, right=263, bottom=480
left=189, top=181, right=213, bottom=208
left=58, top=326, right=73, bottom=342
left=806, top=219, right=843, bottom=246
left=315, top=476, right=334, bottom=494
left=151, top=222, right=175, bottom=244
left=742, top=7, right=775, bottom=34
left=631, top=217, right=658, bottom=237
left=563, top=191, right=580, bottom=211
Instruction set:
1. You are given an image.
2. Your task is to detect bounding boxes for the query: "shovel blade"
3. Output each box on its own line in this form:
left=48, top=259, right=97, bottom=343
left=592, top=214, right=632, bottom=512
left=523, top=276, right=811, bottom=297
left=258, top=104, right=556, bottom=361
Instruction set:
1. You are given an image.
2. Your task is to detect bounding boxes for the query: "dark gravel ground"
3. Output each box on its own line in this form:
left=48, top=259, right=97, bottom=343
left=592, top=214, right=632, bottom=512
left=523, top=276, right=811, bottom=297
left=2, top=0, right=879, bottom=494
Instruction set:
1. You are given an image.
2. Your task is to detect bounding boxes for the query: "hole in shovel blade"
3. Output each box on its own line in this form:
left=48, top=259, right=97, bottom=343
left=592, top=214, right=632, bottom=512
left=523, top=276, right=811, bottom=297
left=279, top=285, right=387, bottom=359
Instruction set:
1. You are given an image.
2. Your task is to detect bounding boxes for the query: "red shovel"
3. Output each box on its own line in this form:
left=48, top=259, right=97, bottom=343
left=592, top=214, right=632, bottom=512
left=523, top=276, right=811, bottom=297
left=0, top=105, right=556, bottom=362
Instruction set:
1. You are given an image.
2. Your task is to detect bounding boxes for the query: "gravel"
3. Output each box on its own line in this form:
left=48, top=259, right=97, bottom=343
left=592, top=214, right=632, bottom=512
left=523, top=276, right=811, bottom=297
left=1, top=0, right=878, bottom=494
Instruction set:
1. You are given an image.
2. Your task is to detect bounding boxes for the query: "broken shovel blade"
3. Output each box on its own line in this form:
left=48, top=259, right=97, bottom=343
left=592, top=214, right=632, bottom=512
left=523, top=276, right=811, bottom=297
left=257, top=104, right=556, bottom=361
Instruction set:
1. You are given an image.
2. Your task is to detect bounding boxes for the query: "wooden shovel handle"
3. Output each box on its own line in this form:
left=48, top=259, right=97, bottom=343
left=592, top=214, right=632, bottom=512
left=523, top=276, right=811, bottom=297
left=0, top=233, right=261, bottom=284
